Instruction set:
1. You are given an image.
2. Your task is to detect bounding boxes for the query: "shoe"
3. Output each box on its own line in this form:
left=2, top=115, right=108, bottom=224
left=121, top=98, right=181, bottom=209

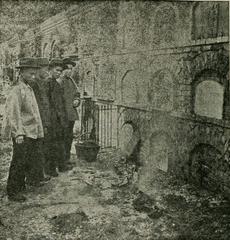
left=8, top=193, right=27, bottom=202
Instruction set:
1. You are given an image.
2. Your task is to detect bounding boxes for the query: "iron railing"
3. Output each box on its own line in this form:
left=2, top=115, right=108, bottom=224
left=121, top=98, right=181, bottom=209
left=80, top=97, right=119, bottom=148
left=79, top=97, right=154, bottom=149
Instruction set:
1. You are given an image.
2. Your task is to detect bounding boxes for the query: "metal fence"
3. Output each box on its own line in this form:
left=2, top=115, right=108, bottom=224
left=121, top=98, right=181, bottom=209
left=80, top=98, right=119, bottom=148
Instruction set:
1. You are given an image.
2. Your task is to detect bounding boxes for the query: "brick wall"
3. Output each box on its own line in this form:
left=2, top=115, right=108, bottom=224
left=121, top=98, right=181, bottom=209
left=0, top=1, right=229, bottom=194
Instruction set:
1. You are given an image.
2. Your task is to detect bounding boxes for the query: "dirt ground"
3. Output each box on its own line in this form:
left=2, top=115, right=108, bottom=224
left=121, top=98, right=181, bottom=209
left=0, top=142, right=230, bottom=240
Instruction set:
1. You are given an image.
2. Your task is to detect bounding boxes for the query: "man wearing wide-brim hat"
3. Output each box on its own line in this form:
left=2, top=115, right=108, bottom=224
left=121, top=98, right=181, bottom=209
left=63, top=57, right=76, bottom=69
left=1, top=58, right=44, bottom=202
left=46, top=58, right=72, bottom=176
left=30, top=57, right=52, bottom=182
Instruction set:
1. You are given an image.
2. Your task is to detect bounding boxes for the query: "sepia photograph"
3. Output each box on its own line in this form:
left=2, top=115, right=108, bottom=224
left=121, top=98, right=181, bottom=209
left=0, top=0, right=229, bottom=239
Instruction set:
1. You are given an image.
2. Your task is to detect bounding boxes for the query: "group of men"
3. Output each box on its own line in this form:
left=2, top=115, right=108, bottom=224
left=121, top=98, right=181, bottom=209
left=1, top=57, right=81, bottom=202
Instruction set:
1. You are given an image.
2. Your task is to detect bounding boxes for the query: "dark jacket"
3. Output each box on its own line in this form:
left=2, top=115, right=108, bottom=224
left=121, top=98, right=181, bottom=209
left=62, top=74, right=80, bottom=121
left=48, top=77, right=68, bottom=139
left=32, top=80, right=51, bottom=128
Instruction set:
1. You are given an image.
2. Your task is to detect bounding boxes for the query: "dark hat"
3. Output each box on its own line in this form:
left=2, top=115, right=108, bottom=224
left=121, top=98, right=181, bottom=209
left=15, top=58, right=40, bottom=69
left=36, top=57, right=49, bottom=67
left=63, top=57, right=76, bottom=67
left=49, top=58, right=64, bottom=68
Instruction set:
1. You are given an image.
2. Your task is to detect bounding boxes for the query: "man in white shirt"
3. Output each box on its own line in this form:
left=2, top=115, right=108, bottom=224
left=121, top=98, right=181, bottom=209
left=2, top=58, right=44, bottom=202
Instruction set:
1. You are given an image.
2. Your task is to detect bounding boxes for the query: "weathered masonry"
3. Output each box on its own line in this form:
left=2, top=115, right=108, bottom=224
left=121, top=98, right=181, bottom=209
left=0, top=1, right=229, bottom=194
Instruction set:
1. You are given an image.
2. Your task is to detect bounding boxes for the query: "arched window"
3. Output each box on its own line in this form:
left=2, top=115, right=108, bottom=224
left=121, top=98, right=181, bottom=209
left=194, top=80, right=224, bottom=119
left=153, top=5, right=177, bottom=44
left=218, top=2, right=229, bottom=37
left=51, top=40, right=61, bottom=58
left=52, top=44, right=60, bottom=58
left=121, top=1, right=138, bottom=49
left=121, top=70, right=139, bottom=104
left=42, top=43, right=49, bottom=57
left=192, top=2, right=229, bottom=40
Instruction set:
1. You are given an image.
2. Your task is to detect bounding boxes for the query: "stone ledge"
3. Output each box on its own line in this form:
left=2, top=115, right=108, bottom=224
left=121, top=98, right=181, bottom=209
left=171, top=111, right=230, bottom=128
left=111, top=103, right=230, bottom=129
left=190, top=36, right=229, bottom=46
left=77, top=39, right=229, bottom=61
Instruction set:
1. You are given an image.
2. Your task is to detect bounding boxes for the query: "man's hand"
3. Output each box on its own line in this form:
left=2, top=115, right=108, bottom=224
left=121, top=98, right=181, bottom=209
left=16, top=135, right=24, bottom=144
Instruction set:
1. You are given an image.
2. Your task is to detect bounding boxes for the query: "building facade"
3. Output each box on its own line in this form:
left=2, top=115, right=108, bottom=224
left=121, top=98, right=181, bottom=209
left=0, top=1, right=229, bottom=194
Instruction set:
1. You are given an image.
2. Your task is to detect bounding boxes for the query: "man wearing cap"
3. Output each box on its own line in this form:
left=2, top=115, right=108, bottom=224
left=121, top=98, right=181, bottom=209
left=47, top=58, right=70, bottom=175
left=1, top=58, right=44, bottom=201
left=62, top=57, right=81, bottom=164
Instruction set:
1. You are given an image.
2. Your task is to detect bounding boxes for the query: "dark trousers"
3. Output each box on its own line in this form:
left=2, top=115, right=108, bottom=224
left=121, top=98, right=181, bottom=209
left=36, top=139, right=45, bottom=181
left=43, top=129, right=57, bottom=174
left=7, top=137, right=43, bottom=197
left=44, top=127, right=67, bottom=174
left=64, top=121, right=75, bottom=161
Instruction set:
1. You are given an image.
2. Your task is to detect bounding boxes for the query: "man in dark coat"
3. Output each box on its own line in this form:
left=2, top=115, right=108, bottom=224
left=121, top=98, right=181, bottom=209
left=32, top=58, right=52, bottom=180
left=62, top=57, right=81, bottom=163
left=35, top=58, right=51, bottom=132
left=47, top=59, right=71, bottom=173
left=1, top=58, right=44, bottom=201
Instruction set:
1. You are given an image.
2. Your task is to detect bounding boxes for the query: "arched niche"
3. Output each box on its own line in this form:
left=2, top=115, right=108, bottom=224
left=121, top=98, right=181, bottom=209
left=119, top=122, right=134, bottom=152
left=121, top=70, right=139, bottom=104
left=149, top=131, right=174, bottom=172
left=98, top=59, right=116, bottom=100
left=118, top=121, right=140, bottom=157
left=192, top=2, right=229, bottom=40
left=42, top=43, right=49, bottom=58
left=189, top=143, right=221, bottom=191
left=193, top=73, right=224, bottom=119
left=148, top=69, right=174, bottom=111
left=51, top=40, right=62, bottom=58
left=118, top=1, right=138, bottom=49
left=152, top=3, right=178, bottom=44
